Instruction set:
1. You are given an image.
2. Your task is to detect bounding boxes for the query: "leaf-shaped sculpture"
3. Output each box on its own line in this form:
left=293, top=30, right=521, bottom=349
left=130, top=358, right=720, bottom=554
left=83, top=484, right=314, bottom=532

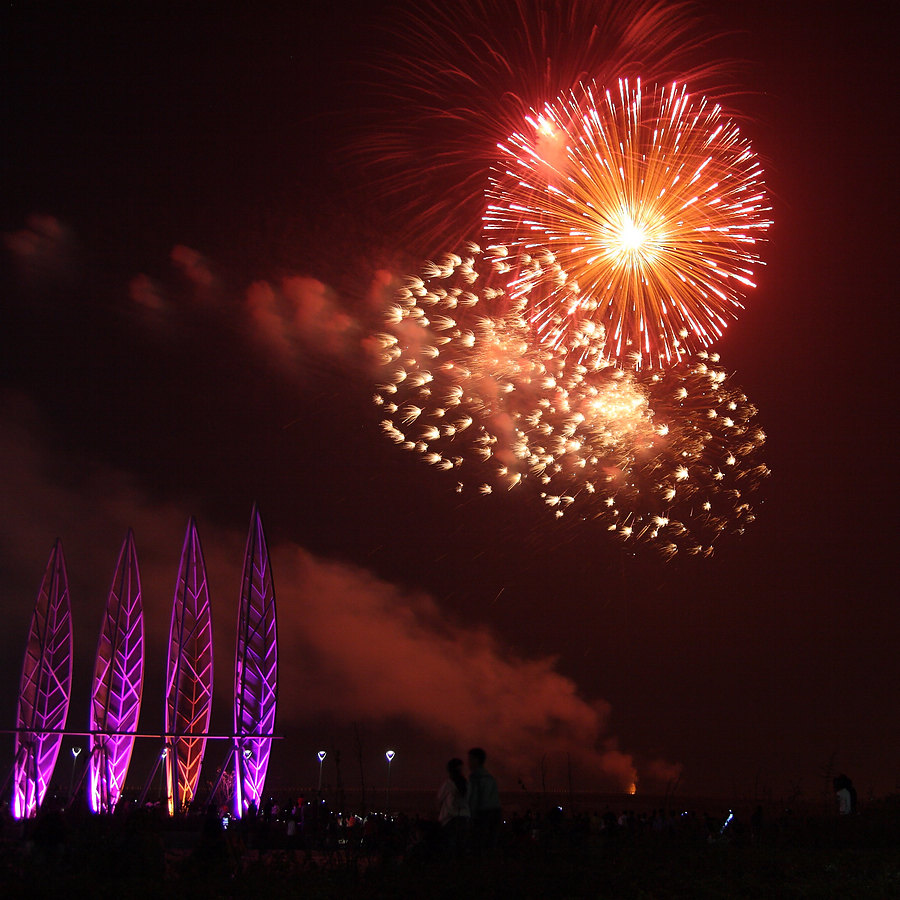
left=88, top=530, right=144, bottom=814
left=233, top=505, right=278, bottom=817
left=13, top=541, right=73, bottom=819
left=165, top=519, right=213, bottom=815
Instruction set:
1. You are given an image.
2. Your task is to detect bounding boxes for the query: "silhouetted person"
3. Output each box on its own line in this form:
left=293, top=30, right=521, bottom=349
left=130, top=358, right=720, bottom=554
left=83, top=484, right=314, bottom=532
left=202, top=803, right=224, bottom=839
left=32, top=806, right=66, bottom=864
left=437, top=757, right=470, bottom=857
left=467, top=747, right=501, bottom=855
left=193, top=803, right=227, bottom=872
left=241, top=799, right=258, bottom=847
left=833, top=774, right=856, bottom=815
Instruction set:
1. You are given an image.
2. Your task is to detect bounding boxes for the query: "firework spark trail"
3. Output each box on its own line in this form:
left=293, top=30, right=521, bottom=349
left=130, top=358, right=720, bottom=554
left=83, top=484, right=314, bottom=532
left=484, top=79, right=771, bottom=369
left=374, top=246, right=768, bottom=556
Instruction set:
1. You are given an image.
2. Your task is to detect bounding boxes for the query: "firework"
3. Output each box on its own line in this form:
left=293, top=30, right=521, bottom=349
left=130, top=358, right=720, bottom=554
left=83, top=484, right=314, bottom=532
left=360, top=0, right=729, bottom=253
left=374, top=246, right=768, bottom=556
left=535, top=355, right=769, bottom=558
left=373, top=244, right=542, bottom=491
left=484, top=79, right=771, bottom=368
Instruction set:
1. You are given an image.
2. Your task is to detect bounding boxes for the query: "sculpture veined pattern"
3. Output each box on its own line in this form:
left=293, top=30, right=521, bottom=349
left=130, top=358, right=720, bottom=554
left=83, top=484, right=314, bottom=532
left=88, top=530, right=144, bottom=814
left=13, top=541, right=73, bottom=819
left=233, top=505, right=278, bottom=817
left=165, top=519, right=213, bottom=815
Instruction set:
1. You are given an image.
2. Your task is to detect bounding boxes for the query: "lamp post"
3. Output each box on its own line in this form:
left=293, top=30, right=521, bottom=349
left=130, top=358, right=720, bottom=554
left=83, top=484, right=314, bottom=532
left=317, top=750, right=327, bottom=792
left=239, top=747, right=252, bottom=814
left=69, top=746, right=82, bottom=801
left=385, top=750, right=395, bottom=815
left=159, top=747, right=169, bottom=808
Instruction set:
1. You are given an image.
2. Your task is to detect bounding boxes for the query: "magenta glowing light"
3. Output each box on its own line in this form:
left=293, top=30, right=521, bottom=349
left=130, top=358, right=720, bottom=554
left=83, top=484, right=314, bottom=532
left=13, top=541, right=73, bottom=819
left=233, top=505, right=278, bottom=818
left=165, top=518, right=214, bottom=815
left=88, top=530, right=145, bottom=814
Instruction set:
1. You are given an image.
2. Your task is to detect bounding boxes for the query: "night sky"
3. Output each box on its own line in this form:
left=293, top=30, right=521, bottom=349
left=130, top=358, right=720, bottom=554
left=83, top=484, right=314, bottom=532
left=2, top=1, right=895, bottom=805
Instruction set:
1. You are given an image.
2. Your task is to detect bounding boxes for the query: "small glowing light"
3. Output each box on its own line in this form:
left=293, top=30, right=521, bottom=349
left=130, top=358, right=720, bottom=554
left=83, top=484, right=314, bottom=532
left=317, top=750, right=327, bottom=762
left=385, top=750, right=396, bottom=762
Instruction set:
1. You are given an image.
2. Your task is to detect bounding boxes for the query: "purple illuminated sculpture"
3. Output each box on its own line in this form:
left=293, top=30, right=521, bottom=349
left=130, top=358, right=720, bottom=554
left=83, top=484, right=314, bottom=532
left=233, top=505, right=278, bottom=817
left=165, top=518, right=213, bottom=815
left=13, top=541, right=73, bottom=819
left=88, top=530, right=144, bottom=814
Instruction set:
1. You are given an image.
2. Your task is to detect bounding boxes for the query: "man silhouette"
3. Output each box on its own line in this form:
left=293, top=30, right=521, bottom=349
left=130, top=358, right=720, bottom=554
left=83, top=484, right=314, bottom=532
left=467, top=747, right=501, bottom=854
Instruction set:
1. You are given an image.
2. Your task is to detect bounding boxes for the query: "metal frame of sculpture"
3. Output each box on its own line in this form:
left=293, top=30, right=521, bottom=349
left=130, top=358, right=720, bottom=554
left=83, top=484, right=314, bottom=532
left=88, top=530, right=144, bottom=814
left=13, top=541, right=73, bottom=819
left=164, top=518, right=213, bottom=815
left=233, top=505, right=278, bottom=817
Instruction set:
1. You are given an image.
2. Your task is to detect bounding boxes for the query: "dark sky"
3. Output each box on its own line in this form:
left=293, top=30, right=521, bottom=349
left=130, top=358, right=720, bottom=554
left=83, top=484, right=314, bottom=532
left=1, top=1, right=896, bottom=805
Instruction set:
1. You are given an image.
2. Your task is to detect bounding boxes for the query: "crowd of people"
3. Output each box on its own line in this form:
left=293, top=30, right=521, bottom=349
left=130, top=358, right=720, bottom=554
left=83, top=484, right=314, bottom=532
left=0, top=754, right=885, bottom=886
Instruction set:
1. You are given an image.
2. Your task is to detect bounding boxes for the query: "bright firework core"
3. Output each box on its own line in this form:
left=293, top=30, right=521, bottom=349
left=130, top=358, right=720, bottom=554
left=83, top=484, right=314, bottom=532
left=617, top=216, right=647, bottom=252
left=606, top=207, right=665, bottom=264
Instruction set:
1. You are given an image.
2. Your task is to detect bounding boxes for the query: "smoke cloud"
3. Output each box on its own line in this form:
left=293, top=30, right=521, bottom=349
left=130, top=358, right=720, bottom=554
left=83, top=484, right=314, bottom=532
left=170, top=244, right=215, bottom=290
left=129, top=273, right=166, bottom=311
left=271, top=546, right=637, bottom=788
left=3, top=214, right=75, bottom=286
left=245, top=275, right=361, bottom=367
left=125, top=244, right=390, bottom=374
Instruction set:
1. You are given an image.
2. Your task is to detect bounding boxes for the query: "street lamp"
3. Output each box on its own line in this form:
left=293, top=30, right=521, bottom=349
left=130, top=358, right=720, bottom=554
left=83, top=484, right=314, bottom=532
left=385, top=750, right=395, bottom=815
left=159, top=747, right=169, bottom=809
left=69, top=746, right=82, bottom=801
left=317, top=750, right=327, bottom=792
